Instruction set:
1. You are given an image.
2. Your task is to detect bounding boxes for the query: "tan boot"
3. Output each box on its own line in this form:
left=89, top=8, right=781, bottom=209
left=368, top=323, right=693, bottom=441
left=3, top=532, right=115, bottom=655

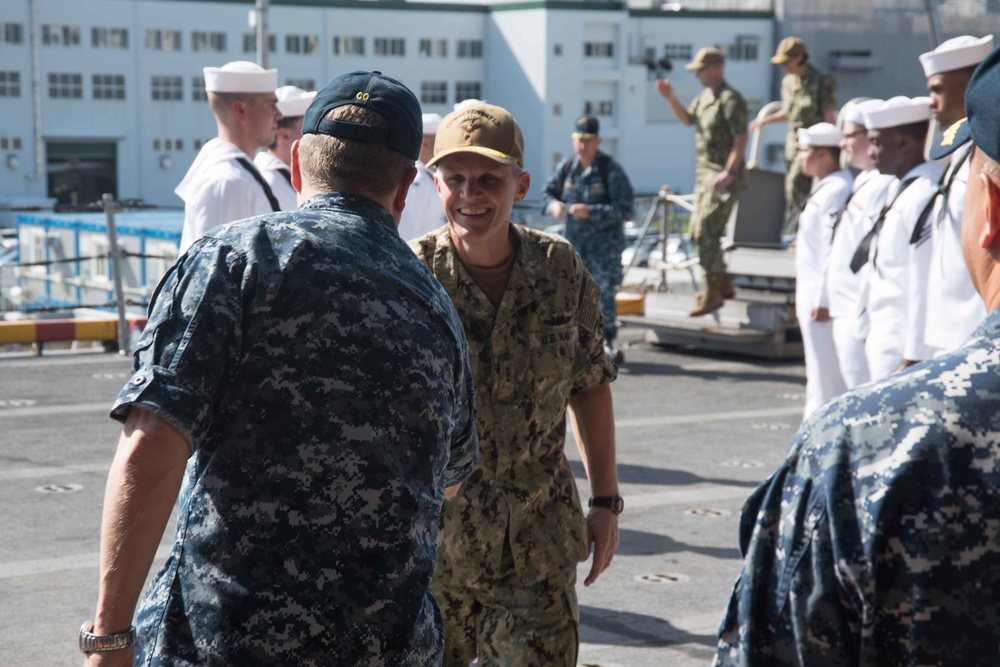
left=688, top=283, right=725, bottom=317
left=721, top=276, right=736, bottom=299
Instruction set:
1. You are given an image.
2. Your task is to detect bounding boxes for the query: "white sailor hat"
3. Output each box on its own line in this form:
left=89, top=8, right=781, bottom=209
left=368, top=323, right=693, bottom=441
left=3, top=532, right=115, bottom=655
left=920, top=35, right=993, bottom=78
left=423, top=113, right=443, bottom=135
left=841, top=99, right=883, bottom=126
left=203, top=61, right=278, bottom=94
left=454, top=98, right=485, bottom=112
left=275, top=85, right=316, bottom=118
left=797, top=122, right=842, bottom=147
left=863, top=96, right=932, bottom=130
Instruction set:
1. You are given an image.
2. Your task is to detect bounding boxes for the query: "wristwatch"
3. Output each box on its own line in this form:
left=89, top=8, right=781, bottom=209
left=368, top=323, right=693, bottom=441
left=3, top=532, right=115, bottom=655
left=726, top=166, right=738, bottom=176
left=589, top=495, right=624, bottom=515
left=79, top=622, right=137, bottom=653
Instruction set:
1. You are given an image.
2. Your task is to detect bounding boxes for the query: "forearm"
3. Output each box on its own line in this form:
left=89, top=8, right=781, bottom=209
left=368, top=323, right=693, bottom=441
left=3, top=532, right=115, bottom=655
left=664, top=95, right=693, bottom=126
left=93, top=408, right=188, bottom=633
left=761, top=109, right=789, bottom=125
left=568, top=383, right=618, bottom=496
left=726, top=132, right=748, bottom=171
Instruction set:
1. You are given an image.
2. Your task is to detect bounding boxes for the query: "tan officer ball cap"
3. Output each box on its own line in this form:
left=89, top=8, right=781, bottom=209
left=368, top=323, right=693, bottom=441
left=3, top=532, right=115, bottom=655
left=426, top=103, right=524, bottom=169
left=771, top=37, right=807, bottom=64
left=684, top=47, right=725, bottom=71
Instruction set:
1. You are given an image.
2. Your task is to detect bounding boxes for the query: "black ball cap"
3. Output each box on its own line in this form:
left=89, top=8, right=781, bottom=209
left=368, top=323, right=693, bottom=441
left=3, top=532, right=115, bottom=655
left=573, top=115, right=600, bottom=138
left=930, top=44, right=1000, bottom=161
left=302, top=70, right=422, bottom=160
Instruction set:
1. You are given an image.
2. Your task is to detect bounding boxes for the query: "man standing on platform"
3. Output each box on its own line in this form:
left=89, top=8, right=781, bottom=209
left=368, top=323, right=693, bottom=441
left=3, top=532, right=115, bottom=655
left=656, top=47, right=748, bottom=316
left=254, top=85, right=316, bottom=211
left=750, top=37, right=837, bottom=215
left=542, top=115, right=634, bottom=361
left=177, top=61, right=282, bottom=252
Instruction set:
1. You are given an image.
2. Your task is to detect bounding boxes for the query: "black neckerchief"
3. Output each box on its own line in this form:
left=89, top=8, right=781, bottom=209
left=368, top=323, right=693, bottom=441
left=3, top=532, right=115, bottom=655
left=849, top=176, right=917, bottom=274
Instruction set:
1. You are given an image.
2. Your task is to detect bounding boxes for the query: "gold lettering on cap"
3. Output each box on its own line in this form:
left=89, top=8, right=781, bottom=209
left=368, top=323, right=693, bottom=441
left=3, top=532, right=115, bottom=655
left=941, top=117, right=967, bottom=147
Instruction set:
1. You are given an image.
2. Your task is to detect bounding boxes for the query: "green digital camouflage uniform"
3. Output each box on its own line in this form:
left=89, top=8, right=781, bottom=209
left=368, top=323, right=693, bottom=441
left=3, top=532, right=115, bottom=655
left=687, top=81, right=748, bottom=284
left=781, top=64, right=838, bottom=212
left=410, top=224, right=617, bottom=667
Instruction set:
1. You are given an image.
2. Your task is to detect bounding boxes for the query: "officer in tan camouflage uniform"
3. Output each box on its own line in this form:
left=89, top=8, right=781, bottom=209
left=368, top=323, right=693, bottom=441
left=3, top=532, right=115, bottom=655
left=411, top=102, right=621, bottom=667
left=656, top=47, right=748, bottom=316
left=749, top=37, right=838, bottom=215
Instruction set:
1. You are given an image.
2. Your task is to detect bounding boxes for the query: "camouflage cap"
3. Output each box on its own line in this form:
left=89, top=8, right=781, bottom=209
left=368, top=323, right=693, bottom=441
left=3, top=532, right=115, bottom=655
left=426, top=103, right=524, bottom=168
left=684, top=47, right=725, bottom=71
left=771, top=37, right=807, bottom=64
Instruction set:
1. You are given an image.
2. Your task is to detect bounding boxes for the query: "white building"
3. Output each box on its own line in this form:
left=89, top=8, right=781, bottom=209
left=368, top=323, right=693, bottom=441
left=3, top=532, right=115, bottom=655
left=0, top=0, right=774, bottom=211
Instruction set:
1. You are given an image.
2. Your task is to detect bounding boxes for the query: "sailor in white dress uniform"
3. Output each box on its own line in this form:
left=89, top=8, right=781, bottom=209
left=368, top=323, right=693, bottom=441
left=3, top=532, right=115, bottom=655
left=254, top=85, right=316, bottom=212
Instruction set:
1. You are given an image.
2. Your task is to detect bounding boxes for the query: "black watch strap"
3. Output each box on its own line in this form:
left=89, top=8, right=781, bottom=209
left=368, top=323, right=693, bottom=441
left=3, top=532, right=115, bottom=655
left=589, top=495, right=624, bottom=515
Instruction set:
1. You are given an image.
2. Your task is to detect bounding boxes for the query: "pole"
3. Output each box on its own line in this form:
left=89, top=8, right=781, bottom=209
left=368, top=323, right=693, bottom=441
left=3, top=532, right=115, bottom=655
left=102, top=193, right=130, bottom=355
left=923, top=0, right=943, bottom=49
left=256, top=0, right=269, bottom=68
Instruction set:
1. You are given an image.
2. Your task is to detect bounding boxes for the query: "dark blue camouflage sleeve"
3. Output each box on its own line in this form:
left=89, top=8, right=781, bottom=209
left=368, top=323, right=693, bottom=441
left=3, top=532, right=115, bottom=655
left=541, top=158, right=571, bottom=213
left=443, top=335, right=480, bottom=487
left=110, top=238, right=246, bottom=450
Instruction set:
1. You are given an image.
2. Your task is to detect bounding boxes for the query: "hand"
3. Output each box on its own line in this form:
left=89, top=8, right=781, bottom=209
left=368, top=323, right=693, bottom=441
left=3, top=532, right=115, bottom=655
left=748, top=118, right=765, bottom=132
left=583, top=507, right=619, bottom=586
left=810, top=307, right=831, bottom=322
left=655, top=78, right=674, bottom=99
left=711, top=171, right=734, bottom=193
left=84, top=647, right=136, bottom=667
left=568, top=203, right=590, bottom=219
left=549, top=200, right=566, bottom=220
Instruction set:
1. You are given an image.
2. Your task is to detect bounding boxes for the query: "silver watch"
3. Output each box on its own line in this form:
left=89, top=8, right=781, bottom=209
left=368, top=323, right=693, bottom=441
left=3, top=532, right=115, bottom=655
left=79, top=622, right=137, bottom=653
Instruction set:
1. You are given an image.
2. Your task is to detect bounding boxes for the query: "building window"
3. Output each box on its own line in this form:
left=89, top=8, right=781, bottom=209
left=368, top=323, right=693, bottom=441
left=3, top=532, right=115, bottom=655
left=419, top=38, right=447, bottom=58
left=286, top=34, right=319, bottom=54
left=332, top=36, right=365, bottom=55
left=583, top=100, right=614, bottom=116
left=285, top=78, right=315, bottom=90
left=192, top=31, right=226, bottom=52
left=0, top=71, right=20, bottom=97
left=92, top=239, right=109, bottom=280
left=153, top=138, right=160, bottom=150
left=42, top=24, right=80, bottom=46
left=374, top=37, right=405, bottom=56
left=455, top=81, right=482, bottom=103
left=553, top=103, right=562, bottom=115
left=92, top=74, right=125, bottom=100
left=726, top=37, right=759, bottom=61
left=457, top=39, right=482, bottom=58
left=554, top=43, right=562, bottom=56
left=48, top=73, right=82, bottom=99
left=421, top=81, right=447, bottom=105
left=146, top=29, right=181, bottom=51
left=0, top=23, right=24, bottom=44
left=151, top=76, right=183, bottom=101
left=662, top=43, right=692, bottom=60
left=584, top=41, right=614, bottom=58
left=243, top=33, right=276, bottom=53
left=92, top=27, right=128, bottom=48
left=192, top=76, right=207, bottom=101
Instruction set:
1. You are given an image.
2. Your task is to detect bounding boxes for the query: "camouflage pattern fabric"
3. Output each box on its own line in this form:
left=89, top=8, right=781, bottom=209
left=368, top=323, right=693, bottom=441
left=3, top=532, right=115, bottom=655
left=714, top=308, right=1000, bottom=667
left=541, top=152, right=634, bottom=341
left=686, top=82, right=748, bottom=284
left=111, top=192, right=479, bottom=667
left=410, top=225, right=616, bottom=659
left=433, top=540, right=579, bottom=667
left=781, top=65, right=838, bottom=213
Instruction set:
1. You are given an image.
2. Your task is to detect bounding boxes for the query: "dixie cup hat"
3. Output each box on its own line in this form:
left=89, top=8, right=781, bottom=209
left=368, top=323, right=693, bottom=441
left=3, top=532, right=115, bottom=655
left=920, top=35, right=994, bottom=78
left=862, top=96, right=932, bottom=130
left=797, top=122, right=843, bottom=147
left=204, top=61, right=278, bottom=93
left=301, top=70, right=422, bottom=160
left=275, top=85, right=317, bottom=118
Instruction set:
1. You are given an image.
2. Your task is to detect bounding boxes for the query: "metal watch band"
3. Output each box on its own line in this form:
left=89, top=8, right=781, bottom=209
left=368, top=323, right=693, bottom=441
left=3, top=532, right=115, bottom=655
left=79, top=622, right=137, bottom=653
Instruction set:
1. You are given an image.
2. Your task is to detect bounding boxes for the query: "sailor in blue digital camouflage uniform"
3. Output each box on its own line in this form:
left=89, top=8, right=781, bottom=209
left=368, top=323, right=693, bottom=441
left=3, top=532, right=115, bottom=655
left=542, top=115, right=634, bottom=362
left=713, top=47, right=1000, bottom=667
left=81, top=71, right=479, bottom=667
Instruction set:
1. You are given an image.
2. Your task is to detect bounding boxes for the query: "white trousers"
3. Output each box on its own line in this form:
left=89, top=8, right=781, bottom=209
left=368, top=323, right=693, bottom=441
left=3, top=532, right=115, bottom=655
left=832, top=317, right=870, bottom=389
left=865, top=327, right=903, bottom=382
left=797, top=307, right=847, bottom=419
